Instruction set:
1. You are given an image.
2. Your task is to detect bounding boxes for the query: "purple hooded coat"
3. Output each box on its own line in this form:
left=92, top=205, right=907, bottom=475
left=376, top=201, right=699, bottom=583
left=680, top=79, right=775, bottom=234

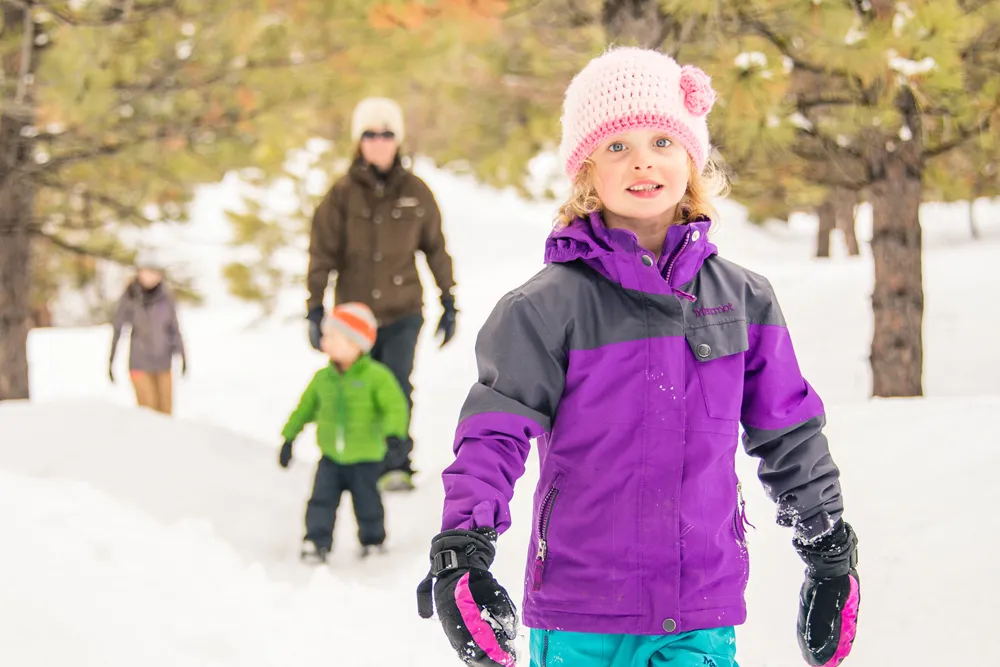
left=441, top=213, right=842, bottom=636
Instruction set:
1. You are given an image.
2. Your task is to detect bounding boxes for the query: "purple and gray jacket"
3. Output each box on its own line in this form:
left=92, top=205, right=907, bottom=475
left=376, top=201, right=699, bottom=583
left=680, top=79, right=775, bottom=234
left=441, top=212, right=843, bottom=636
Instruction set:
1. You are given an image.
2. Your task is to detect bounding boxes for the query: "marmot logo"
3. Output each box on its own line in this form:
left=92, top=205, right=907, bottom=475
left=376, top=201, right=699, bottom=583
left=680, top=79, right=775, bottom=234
left=693, top=303, right=734, bottom=318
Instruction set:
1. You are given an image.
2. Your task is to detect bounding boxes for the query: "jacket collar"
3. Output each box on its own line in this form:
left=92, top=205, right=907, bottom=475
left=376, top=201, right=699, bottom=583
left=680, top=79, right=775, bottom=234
left=544, top=211, right=716, bottom=296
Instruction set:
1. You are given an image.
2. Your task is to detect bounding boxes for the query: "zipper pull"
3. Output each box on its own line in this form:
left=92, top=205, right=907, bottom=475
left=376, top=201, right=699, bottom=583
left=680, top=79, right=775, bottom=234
left=532, top=540, right=547, bottom=591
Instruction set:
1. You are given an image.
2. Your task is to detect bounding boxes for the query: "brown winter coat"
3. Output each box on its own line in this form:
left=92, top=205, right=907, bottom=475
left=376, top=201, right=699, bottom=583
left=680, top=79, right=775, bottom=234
left=110, top=282, right=186, bottom=373
left=306, top=159, right=455, bottom=324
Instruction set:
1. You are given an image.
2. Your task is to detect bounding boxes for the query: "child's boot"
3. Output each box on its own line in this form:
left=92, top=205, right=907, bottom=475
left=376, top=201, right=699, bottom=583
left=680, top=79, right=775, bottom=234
left=360, top=543, right=387, bottom=559
left=300, top=540, right=330, bottom=564
left=378, top=469, right=414, bottom=492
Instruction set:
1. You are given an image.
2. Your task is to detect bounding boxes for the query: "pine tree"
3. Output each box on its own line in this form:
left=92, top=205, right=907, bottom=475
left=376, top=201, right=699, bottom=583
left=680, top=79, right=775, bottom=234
left=698, top=0, right=1000, bottom=397
left=0, top=0, right=395, bottom=400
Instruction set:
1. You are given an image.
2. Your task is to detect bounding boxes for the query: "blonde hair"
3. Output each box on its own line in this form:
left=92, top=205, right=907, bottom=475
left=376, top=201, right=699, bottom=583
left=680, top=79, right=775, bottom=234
left=555, top=157, right=730, bottom=228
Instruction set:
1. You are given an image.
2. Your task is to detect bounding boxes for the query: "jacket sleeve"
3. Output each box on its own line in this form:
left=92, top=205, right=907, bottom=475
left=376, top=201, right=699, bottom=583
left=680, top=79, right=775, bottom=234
left=281, top=375, right=320, bottom=442
left=109, top=288, right=133, bottom=362
left=373, top=365, right=410, bottom=439
left=441, top=291, right=566, bottom=534
left=740, top=275, right=843, bottom=543
left=306, top=188, right=343, bottom=311
left=166, top=294, right=186, bottom=362
left=416, top=186, right=456, bottom=298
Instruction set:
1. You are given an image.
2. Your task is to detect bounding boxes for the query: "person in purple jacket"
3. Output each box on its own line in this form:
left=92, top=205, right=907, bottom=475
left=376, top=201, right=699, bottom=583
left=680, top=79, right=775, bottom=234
left=416, top=47, right=860, bottom=667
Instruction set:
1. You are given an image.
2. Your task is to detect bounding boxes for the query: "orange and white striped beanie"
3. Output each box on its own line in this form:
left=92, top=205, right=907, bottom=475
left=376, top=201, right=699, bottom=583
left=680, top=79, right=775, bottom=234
left=323, top=302, right=378, bottom=353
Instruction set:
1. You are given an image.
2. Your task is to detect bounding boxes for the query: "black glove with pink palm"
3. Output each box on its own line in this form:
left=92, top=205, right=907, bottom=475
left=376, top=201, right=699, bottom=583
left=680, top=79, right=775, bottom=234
left=416, top=528, right=517, bottom=666
left=794, top=520, right=860, bottom=666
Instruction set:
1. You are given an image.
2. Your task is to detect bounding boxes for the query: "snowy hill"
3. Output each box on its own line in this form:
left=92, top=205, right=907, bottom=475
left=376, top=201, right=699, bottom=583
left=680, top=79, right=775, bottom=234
left=2, top=397, right=997, bottom=666
left=3, top=161, right=999, bottom=666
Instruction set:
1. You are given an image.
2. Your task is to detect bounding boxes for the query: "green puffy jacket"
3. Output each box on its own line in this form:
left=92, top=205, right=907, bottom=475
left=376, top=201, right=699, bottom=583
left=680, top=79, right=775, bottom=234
left=281, top=356, right=409, bottom=464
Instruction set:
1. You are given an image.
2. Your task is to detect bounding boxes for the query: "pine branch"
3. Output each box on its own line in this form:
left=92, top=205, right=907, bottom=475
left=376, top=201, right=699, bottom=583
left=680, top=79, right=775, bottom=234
left=25, top=101, right=285, bottom=175
left=797, top=122, right=864, bottom=160
left=786, top=145, right=867, bottom=189
left=796, top=96, right=856, bottom=111
left=29, top=227, right=126, bottom=262
left=737, top=7, right=864, bottom=90
left=39, top=0, right=177, bottom=27
left=32, top=176, right=152, bottom=224
left=924, top=113, right=994, bottom=159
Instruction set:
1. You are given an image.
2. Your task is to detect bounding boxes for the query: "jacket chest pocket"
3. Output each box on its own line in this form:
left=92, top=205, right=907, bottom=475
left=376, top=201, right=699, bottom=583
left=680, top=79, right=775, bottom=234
left=685, top=319, right=749, bottom=420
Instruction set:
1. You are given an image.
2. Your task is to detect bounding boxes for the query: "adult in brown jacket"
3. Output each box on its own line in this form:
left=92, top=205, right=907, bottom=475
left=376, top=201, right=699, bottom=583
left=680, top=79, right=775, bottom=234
left=305, top=97, right=457, bottom=491
left=109, top=252, right=187, bottom=415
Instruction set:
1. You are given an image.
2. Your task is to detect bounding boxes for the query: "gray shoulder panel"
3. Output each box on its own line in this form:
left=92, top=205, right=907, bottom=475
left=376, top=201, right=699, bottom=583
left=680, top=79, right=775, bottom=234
left=697, top=256, right=786, bottom=327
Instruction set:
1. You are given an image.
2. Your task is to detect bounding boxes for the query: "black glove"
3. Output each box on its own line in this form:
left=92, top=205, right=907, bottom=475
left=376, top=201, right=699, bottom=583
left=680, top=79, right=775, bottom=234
left=108, top=361, right=115, bottom=383
left=278, top=440, right=293, bottom=468
left=306, top=306, right=324, bottom=351
left=417, top=528, right=517, bottom=666
left=383, top=435, right=413, bottom=474
left=794, top=520, right=860, bottom=666
left=436, top=296, right=457, bottom=348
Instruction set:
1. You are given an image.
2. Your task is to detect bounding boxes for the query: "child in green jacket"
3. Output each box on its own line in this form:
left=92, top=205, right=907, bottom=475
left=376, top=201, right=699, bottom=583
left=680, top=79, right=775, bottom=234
left=279, top=302, right=409, bottom=563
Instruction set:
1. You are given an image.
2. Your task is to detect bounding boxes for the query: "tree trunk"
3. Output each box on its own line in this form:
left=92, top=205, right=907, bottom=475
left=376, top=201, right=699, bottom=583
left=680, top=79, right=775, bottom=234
left=835, top=188, right=861, bottom=256
left=603, top=0, right=669, bottom=48
left=867, top=91, right=924, bottom=397
left=0, top=4, right=37, bottom=401
left=816, top=198, right=836, bottom=258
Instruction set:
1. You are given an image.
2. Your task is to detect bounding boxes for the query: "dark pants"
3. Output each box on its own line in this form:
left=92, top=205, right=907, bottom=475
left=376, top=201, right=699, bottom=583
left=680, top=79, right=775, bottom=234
left=304, top=458, right=385, bottom=548
left=371, top=313, right=422, bottom=474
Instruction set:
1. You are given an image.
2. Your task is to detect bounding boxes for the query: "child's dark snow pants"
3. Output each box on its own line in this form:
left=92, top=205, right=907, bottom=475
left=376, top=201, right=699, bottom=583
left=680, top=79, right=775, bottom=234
left=304, top=457, right=385, bottom=549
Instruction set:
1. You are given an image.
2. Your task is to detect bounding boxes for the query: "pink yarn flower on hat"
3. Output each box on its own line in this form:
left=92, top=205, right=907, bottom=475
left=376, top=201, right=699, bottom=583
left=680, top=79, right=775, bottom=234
left=679, top=66, right=716, bottom=117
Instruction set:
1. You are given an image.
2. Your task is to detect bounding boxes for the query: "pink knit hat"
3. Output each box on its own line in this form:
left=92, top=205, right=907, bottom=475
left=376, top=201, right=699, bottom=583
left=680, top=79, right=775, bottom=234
left=559, top=47, right=716, bottom=180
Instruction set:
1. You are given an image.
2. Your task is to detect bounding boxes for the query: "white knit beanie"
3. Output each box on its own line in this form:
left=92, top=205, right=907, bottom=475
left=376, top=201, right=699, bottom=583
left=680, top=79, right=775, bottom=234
left=559, top=47, right=716, bottom=180
left=351, top=97, right=405, bottom=143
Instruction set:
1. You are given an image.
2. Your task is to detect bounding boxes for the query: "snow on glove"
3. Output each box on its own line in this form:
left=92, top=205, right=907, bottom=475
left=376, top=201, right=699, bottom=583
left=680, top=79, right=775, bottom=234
left=794, top=520, right=860, bottom=666
left=417, top=528, right=517, bottom=666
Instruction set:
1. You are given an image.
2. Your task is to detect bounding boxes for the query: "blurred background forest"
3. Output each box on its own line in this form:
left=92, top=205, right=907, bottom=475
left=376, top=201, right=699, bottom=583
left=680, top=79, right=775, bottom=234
left=2, top=0, right=998, bottom=400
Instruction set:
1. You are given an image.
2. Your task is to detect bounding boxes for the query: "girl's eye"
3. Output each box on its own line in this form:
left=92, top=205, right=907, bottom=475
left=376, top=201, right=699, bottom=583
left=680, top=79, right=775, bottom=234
left=608, top=142, right=626, bottom=153
left=655, top=137, right=672, bottom=148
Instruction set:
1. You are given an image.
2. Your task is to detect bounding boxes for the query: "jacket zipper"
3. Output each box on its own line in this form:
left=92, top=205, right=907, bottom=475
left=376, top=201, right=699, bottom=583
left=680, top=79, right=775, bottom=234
left=734, top=481, right=755, bottom=543
left=532, top=485, right=560, bottom=591
left=664, top=228, right=692, bottom=287
left=334, top=368, right=346, bottom=454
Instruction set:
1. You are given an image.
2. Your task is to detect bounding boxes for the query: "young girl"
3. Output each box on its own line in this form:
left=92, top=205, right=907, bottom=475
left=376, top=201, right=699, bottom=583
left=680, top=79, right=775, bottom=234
left=279, top=302, right=410, bottom=562
left=416, top=48, right=860, bottom=667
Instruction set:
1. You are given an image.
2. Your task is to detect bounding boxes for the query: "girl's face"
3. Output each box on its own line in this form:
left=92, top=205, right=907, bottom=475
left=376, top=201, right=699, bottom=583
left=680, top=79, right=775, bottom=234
left=590, top=129, right=689, bottom=225
left=359, top=129, right=399, bottom=172
left=320, top=326, right=362, bottom=365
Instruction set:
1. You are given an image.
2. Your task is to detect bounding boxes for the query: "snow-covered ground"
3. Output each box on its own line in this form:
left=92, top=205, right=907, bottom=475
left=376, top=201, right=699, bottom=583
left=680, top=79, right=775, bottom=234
left=2, top=163, right=998, bottom=666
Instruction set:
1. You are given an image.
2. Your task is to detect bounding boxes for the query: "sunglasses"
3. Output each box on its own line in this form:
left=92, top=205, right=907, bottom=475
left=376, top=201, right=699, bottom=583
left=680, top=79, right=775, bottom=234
left=361, top=130, right=396, bottom=141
